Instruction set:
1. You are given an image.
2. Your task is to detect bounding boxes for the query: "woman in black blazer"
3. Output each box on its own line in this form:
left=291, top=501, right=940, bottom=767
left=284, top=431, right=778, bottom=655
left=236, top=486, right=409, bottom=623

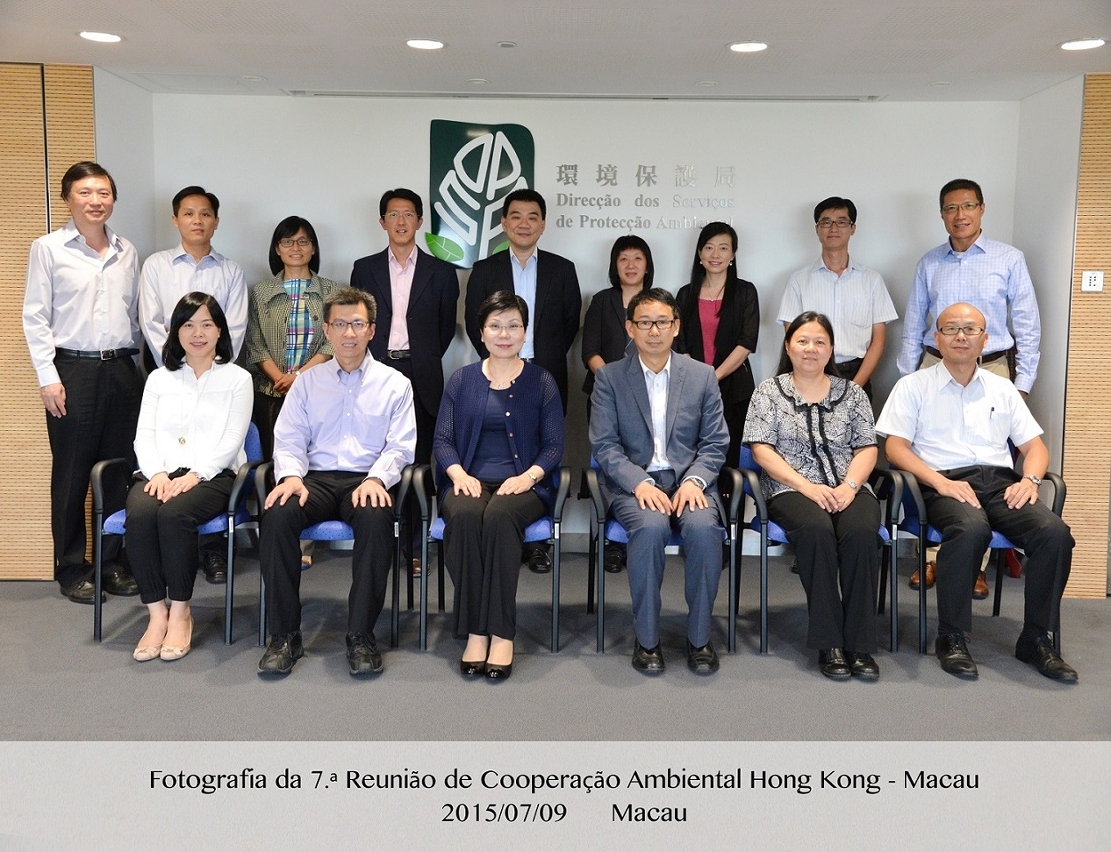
left=675, top=222, right=760, bottom=467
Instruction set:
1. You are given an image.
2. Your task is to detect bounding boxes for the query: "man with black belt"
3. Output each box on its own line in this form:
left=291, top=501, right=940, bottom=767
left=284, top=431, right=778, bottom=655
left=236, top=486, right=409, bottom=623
left=878, top=303, right=1075, bottom=682
left=22, top=162, right=142, bottom=604
left=464, top=188, right=582, bottom=574
left=897, top=179, right=1042, bottom=597
left=350, top=188, right=459, bottom=576
left=777, top=196, right=897, bottom=399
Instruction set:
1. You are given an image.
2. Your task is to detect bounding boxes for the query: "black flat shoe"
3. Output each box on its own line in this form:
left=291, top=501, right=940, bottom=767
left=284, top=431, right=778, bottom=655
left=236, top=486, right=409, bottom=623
left=61, top=578, right=104, bottom=605
left=818, top=648, right=851, bottom=680
left=1016, top=635, right=1077, bottom=682
left=459, top=658, right=486, bottom=678
left=935, top=633, right=978, bottom=678
left=258, top=632, right=304, bottom=676
left=485, top=662, right=512, bottom=680
left=632, top=641, right=665, bottom=674
left=848, top=651, right=880, bottom=680
left=202, top=551, right=228, bottom=584
left=102, top=568, right=139, bottom=596
left=687, top=641, right=719, bottom=675
left=346, top=632, right=383, bottom=676
left=525, top=547, right=552, bottom=574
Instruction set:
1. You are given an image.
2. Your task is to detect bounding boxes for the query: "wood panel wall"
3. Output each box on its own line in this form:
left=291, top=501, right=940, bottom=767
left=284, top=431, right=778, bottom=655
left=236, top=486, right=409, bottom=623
left=1062, top=73, right=1111, bottom=598
left=0, top=64, right=95, bottom=580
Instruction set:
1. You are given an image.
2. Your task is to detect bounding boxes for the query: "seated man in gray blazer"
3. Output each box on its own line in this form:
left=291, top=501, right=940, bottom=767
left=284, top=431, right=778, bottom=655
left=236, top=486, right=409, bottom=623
left=590, top=288, right=730, bottom=675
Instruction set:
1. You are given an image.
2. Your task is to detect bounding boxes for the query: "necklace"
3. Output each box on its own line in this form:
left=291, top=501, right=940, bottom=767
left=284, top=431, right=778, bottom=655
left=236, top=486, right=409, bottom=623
left=485, top=358, right=523, bottom=390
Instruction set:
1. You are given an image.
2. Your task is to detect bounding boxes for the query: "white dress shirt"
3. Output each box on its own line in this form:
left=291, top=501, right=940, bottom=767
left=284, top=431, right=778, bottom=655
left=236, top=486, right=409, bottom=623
left=875, top=361, right=1042, bottom=471
left=272, top=352, right=416, bottom=487
left=22, top=220, right=140, bottom=386
left=134, top=361, right=253, bottom=481
left=641, top=354, right=671, bottom=471
left=139, top=244, right=248, bottom=367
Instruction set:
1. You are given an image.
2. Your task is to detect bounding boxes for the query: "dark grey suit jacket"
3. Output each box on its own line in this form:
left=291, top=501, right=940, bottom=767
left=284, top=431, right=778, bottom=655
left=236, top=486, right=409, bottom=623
left=589, top=351, right=729, bottom=519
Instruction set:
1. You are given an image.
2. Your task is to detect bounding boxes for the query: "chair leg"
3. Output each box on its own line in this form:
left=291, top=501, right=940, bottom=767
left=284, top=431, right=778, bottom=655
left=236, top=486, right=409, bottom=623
left=586, top=527, right=596, bottom=615
left=391, top=522, right=401, bottom=649
left=93, top=513, right=104, bottom=643
left=992, top=548, right=1005, bottom=617
left=419, top=523, right=429, bottom=651
left=258, top=572, right=267, bottom=647
left=889, top=528, right=900, bottom=653
left=551, top=529, right=561, bottom=653
left=224, top=520, right=235, bottom=645
left=437, top=541, right=446, bottom=612
left=596, top=528, right=606, bottom=653
left=759, top=523, right=768, bottom=654
left=727, top=528, right=737, bottom=654
left=918, top=543, right=928, bottom=654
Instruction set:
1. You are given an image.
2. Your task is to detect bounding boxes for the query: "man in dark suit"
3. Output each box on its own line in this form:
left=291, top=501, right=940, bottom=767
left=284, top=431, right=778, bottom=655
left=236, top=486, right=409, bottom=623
left=590, top=288, right=730, bottom=675
left=351, top=188, right=460, bottom=572
left=464, top=188, right=582, bottom=573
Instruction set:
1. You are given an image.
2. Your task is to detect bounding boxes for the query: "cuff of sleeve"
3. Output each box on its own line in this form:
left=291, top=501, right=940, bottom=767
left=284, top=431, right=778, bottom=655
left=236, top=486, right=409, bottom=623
left=37, top=365, right=61, bottom=386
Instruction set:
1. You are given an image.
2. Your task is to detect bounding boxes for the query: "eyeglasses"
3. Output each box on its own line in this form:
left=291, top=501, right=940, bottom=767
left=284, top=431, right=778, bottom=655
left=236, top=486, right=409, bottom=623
left=278, top=237, right=312, bottom=248
left=940, top=201, right=982, bottom=214
left=326, top=319, right=370, bottom=332
left=631, top=319, right=676, bottom=331
left=817, top=218, right=853, bottom=229
left=937, top=325, right=985, bottom=336
left=383, top=211, right=418, bottom=221
left=484, top=323, right=525, bottom=335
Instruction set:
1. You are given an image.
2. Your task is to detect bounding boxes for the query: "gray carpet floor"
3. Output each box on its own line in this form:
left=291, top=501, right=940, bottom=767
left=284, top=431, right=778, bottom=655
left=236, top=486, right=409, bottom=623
left=2, top=546, right=1107, bottom=741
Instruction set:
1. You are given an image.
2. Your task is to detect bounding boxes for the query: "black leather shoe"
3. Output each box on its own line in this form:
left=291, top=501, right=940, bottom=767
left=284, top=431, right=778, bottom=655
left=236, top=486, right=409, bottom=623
left=632, top=641, right=665, bottom=674
left=604, top=543, right=625, bottom=574
left=935, top=633, right=978, bottom=678
left=60, top=578, right=105, bottom=605
left=525, top=546, right=552, bottom=574
left=485, top=662, right=512, bottom=680
left=202, top=550, right=228, bottom=584
left=1016, top=635, right=1078, bottom=682
left=687, top=641, right=719, bottom=675
left=346, top=632, right=383, bottom=676
left=258, top=632, right=303, bottom=675
left=459, top=658, right=486, bottom=678
left=102, top=566, right=139, bottom=596
left=818, top=648, right=852, bottom=680
left=848, top=652, right=880, bottom=680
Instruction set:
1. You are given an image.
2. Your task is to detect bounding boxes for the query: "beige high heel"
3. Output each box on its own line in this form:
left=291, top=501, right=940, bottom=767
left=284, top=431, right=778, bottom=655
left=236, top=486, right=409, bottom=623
left=160, top=616, right=193, bottom=661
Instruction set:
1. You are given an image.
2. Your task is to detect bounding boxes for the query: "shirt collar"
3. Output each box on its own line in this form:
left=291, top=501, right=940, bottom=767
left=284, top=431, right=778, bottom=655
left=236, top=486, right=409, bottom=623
left=172, top=243, right=220, bottom=264
left=931, top=359, right=987, bottom=391
left=945, top=232, right=987, bottom=258
left=815, top=255, right=857, bottom=275
left=334, top=350, right=374, bottom=380
left=639, top=353, right=671, bottom=380
left=63, top=220, right=122, bottom=251
left=388, top=246, right=417, bottom=270
left=510, top=249, right=538, bottom=271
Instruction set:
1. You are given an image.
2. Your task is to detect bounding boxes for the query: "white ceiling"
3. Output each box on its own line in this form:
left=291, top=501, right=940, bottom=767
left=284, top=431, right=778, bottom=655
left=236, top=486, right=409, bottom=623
left=2, top=1, right=1110, bottom=102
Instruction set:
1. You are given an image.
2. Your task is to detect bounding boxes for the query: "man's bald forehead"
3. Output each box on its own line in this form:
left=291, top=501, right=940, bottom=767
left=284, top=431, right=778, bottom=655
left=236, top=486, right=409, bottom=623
left=937, top=302, right=985, bottom=328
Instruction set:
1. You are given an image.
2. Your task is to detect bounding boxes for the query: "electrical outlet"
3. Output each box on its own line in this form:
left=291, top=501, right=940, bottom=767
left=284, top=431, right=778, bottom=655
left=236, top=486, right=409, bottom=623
left=1082, top=270, right=1104, bottom=292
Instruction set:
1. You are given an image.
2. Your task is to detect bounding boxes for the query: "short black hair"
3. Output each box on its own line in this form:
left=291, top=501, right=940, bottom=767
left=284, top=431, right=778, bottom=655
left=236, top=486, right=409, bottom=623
left=61, top=161, right=117, bottom=201
left=324, top=286, right=377, bottom=324
left=268, top=216, right=321, bottom=275
left=162, top=292, right=234, bottom=370
left=379, top=188, right=424, bottom=219
left=776, top=311, right=841, bottom=377
left=501, top=188, right=546, bottom=219
left=813, top=196, right=857, bottom=224
left=939, top=178, right=983, bottom=208
left=627, top=287, right=679, bottom=322
left=477, top=290, right=529, bottom=330
left=608, top=234, right=655, bottom=290
left=172, top=185, right=220, bottom=217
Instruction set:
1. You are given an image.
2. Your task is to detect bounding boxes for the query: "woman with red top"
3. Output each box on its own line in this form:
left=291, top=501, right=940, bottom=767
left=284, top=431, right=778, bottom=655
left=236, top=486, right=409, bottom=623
left=675, top=222, right=760, bottom=467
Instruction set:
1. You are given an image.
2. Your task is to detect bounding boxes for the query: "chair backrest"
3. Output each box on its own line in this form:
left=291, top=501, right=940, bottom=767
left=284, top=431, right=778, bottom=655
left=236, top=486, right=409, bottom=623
left=244, top=421, right=263, bottom=464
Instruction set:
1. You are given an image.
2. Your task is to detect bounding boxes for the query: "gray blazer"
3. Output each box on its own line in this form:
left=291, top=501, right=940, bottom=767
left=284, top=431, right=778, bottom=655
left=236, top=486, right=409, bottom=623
left=589, top=351, right=729, bottom=518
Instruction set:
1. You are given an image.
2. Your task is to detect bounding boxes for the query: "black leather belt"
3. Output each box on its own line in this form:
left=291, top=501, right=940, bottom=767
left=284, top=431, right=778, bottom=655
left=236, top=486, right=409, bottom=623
left=925, top=346, right=1007, bottom=364
left=387, top=349, right=411, bottom=360
left=56, top=347, right=139, bottom=361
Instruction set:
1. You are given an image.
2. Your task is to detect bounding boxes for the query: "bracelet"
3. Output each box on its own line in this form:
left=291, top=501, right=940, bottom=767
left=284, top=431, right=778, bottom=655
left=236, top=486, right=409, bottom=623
left=188, top=471, right=207, bottom=482
left=526, top=470, right=538, bottom=484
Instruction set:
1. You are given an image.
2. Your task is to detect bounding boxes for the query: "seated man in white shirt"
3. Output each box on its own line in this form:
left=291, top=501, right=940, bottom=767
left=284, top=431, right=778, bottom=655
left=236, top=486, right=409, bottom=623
left=876, top=303, right=1075, bottom=682
left=258, top=288, right=416, bottom=677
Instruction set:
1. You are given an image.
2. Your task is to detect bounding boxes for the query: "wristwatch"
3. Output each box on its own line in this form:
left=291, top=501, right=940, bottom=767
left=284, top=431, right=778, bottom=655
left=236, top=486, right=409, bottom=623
left=846, top=479, right=859, bottom=492
left=1025, top=474, right=1043, bottom=486
left=526, top=471, right=538, bottom=484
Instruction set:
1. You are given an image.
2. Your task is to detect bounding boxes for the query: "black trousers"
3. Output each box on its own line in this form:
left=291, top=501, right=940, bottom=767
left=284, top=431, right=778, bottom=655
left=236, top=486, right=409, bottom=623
left=46, top=355, right=141, bottom=587
left=835, top=358, right=872, bottom=401
left=440, top=483, right=545, bottom=640
left=380, top=357, right=436, bottom=559
left=768, top=489, right=881, bottom=652
left=260, top=470, right=395, bottom=636
left=251, top=391, right=285, bottom=462
left=125, top=470, right=234, bottom=604
left=923, top=465, right=1073, bottom=639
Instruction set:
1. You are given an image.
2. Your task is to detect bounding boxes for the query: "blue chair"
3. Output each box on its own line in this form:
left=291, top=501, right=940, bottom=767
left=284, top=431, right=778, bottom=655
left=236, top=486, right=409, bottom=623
left=254, top=462, right=418, bottom=649
left=584, top=458, right=744, bottom=654
left=737, top=445, right=903, bottom=654
left=895, top=468, right=1066, bottom=654
left=91, top=421, right=264, bottom=646
left=414, top=465, right=572, bottom=653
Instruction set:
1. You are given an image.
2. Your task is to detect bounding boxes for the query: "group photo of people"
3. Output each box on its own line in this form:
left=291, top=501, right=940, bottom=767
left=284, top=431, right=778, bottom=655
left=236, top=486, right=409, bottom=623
left=22, top=160, right=1076, bottom=686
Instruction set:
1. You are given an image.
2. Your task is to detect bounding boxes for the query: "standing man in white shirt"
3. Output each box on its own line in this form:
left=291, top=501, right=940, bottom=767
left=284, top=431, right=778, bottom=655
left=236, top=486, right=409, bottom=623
left=139, top=185, right=248, bottom=583
left=777, top=196, right=897, bottom=400
left=22, top=162, right=142, bottom=604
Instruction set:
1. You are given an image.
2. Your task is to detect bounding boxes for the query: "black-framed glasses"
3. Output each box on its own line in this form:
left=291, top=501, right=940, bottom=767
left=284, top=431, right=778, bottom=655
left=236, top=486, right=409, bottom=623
left=278, top=237, right=312, bottom=248
left=817, top=218, right=852, bottom=229
left=937, top=325, right=985, bottom=336
left=631, top=319, right=675, bottom=331
left=326, top=319, right=370, bottom=332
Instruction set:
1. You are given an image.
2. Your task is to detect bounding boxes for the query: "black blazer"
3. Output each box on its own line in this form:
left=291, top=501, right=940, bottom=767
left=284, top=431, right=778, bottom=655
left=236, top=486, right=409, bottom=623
left=580, top=286, right=634, bottom=396
left=674, top=278, right=760, bottom=410
left=350, top=247, right=460, bottom=416
left=464, top=248, right=582, bottom=409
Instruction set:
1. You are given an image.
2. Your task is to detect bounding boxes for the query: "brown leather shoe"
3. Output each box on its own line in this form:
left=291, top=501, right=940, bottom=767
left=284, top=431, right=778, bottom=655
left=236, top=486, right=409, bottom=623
left=908, top=561, right=937, bottom=589
left=972, top=569, right=989, bottom=600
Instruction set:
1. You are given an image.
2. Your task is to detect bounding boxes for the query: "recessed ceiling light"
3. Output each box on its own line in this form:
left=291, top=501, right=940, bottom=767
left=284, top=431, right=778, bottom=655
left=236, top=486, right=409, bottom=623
left=1061, top=38, right=1105, bottom=51
left=929, top=81, right=952, bottom=88
left=467, top=78, right=489, bottom=85
left=79, top=31, right=121, bottom=43
left=241, top=75, right=266, bottom=83
left=497, top=41, right=517, bottom=49
left=407, top=39, right=444, bottom=50
left=695, top=80, right=717, bottom=88
left=729, top=41, right=767, bottom=53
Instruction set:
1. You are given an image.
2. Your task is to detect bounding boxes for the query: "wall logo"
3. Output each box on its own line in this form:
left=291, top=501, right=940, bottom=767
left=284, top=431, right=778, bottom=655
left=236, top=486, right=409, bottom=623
left=427, top=119, right=535, bottom=268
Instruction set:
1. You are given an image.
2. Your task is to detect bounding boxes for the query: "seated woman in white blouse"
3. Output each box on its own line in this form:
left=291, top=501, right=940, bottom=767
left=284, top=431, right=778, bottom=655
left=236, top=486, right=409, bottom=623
left=128, top=292, right=252, bottom=662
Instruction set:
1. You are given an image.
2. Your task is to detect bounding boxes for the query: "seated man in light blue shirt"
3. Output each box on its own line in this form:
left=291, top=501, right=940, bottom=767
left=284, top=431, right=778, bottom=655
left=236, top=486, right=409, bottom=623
left=258, top=288, right=416, bottom=677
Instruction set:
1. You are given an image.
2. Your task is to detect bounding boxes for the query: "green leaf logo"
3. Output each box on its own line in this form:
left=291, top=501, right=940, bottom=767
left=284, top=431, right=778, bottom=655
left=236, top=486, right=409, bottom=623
left=425, top=232, right=465, bottom=263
